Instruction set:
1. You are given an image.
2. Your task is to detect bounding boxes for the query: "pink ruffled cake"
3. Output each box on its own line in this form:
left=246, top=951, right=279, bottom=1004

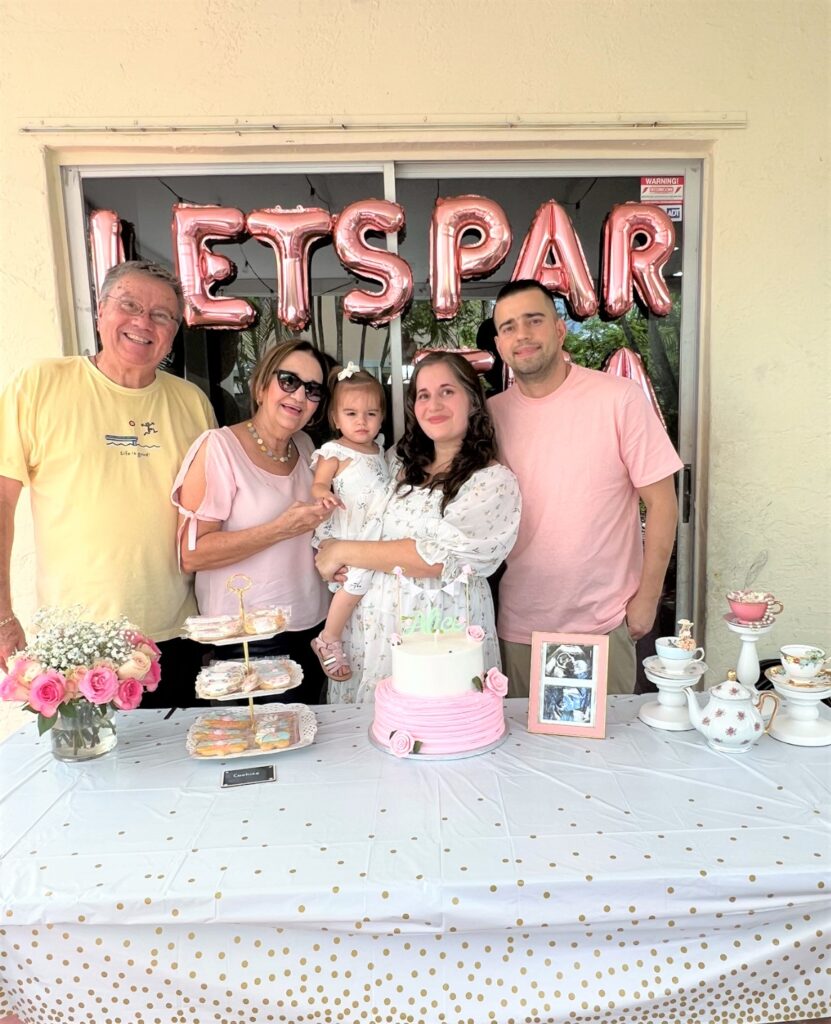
left=370, top=632, right=508, bottom=758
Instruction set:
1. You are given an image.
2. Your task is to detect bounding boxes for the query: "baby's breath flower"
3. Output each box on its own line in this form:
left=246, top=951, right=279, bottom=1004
left=25, top=607, right=135, bottom=673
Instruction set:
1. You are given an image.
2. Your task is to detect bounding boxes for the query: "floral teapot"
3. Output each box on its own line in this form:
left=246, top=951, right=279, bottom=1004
left=685, top=671, right=780, bottom=753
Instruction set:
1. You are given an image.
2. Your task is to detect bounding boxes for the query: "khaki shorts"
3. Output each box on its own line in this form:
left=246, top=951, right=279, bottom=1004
left=500, top=620, right=636, bottom=698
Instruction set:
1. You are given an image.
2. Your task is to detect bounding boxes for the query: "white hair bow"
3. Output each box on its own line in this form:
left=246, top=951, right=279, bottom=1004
left=337, top=361, right=361, bottom=381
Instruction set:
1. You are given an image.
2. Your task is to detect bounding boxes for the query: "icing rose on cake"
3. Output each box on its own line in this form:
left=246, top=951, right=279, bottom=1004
left=466, top=625, right=486, bottom=642
left=389, top=633, right=403, bottom=647
left=484, top=667, right=508, bottom=697
left=389, top=730, right=415, bottom=757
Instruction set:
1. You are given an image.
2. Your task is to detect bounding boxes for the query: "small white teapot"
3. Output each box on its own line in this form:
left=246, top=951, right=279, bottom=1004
left=685, top=671, right=780, bottom=753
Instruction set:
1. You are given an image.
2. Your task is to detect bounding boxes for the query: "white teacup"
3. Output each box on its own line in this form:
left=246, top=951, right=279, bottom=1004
left=655, top=636, right=705, bottom=675
left=779, top=644, right=827, bottom=681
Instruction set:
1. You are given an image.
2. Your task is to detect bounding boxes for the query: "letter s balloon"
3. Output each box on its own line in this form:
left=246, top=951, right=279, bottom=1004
left=333, top=199, right=413, bottom=326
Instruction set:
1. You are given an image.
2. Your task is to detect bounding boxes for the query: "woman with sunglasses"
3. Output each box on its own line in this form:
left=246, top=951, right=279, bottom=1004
left=172, top=341, right=335, bottom=703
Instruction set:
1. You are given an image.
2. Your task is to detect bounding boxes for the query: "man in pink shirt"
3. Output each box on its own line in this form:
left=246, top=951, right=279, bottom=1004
left=488, top=280, right=683, bottom=695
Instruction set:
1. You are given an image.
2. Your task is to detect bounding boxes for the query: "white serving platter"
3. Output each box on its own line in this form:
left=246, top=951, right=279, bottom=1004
left=186, top=703, right=317, bottom=760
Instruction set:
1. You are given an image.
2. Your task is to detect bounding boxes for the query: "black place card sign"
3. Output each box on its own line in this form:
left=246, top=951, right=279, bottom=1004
left=221, top=764, right=275, bottom=788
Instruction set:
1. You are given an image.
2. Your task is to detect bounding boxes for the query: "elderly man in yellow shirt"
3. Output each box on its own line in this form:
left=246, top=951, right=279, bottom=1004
left=0, top=261, right=216, bottom=706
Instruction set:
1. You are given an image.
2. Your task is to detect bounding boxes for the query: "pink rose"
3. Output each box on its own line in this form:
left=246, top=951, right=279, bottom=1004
left=28, top=670, right=67, bottom=718
left=10, top=656, right=45, bottom=685
left=114, top=677, right=144, bottom=711
left=484, top=667, right=509, bottom=697
left=143, top=659, right=161, bottom=693
left=466, top=625, right=486, bottom=642
left=79, top=665, right=119, bottom=705
left=389, top=633, right=403, bottom=647
left=389, top=730, right=415, bottom=757
left=130, top=632, right=161, bottom=660
left=0, top=670, right=31, bottom=703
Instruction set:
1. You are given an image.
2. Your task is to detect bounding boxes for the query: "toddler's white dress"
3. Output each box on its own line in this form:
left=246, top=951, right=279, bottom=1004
left=311, top=435, right=390, bottom=598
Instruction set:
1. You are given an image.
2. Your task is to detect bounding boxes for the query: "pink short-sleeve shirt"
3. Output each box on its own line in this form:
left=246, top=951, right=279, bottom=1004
left=171, top=427, right=329, bottom=629
left=489, top=364, right=683, bottom=641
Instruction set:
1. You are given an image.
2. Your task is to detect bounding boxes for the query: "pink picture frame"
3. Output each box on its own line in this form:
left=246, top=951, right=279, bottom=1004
left=527, top=632, right=609, bottom=739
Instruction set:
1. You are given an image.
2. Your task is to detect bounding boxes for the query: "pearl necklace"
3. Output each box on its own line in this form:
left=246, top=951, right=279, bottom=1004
left=246, top=421, right=293, bottom=463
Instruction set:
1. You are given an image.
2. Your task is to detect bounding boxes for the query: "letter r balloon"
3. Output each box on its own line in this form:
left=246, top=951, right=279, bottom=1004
left=602, top=203, right=675, bottom=317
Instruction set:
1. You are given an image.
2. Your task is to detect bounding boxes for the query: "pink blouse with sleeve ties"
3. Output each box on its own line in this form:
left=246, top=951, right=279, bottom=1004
left=171, top=427, right=330, bottom=630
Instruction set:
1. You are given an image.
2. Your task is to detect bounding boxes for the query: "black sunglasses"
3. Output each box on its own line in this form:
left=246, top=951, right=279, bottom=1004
left=275, top=370, right=324, bottom=403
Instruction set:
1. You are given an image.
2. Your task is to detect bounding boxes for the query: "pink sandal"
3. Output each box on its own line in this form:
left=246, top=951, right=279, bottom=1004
left=310, top=635, right=353, bottom=681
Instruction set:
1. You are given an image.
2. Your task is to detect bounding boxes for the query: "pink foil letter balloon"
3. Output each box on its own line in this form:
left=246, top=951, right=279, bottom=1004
left=511, top=201, right=598, bottom=318
left=333, top=200, right=413, bottom=326
left=89, top=210, right=125, bottom=302
left=172, top=205, right=257, bottom=329
left=247, top=207, right=333, bottom=331
left=602, top=203, right=675, bottom=317
left=429, top=196, right=512, bottom=319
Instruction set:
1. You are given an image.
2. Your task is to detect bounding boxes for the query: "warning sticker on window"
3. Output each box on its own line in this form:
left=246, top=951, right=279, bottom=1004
left=640, top=177, right=684, bottom=221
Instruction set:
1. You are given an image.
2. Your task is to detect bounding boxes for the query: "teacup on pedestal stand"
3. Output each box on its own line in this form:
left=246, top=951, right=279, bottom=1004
left=639, top=655, right=708, bottom=731
left=764, top=663, right=831, bottom=747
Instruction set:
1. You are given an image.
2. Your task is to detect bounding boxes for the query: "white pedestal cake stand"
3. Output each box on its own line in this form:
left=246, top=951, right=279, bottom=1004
left=638, top=656, right=708, bottom=731
left=723, top=614, right=775, bottom=689
left=764, top=667, right=831, bottom=747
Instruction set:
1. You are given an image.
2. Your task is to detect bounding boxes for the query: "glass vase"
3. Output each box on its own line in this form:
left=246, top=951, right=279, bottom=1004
left=50, top=701, right=117, bottom=762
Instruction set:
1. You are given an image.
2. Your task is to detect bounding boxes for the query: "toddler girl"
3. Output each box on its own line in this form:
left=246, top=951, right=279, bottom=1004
left=310, top=363, right=390, bottom=693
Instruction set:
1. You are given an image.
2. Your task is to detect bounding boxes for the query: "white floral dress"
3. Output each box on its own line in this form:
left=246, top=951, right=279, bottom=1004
left=311, top=435, right=390, bottom=597
left=337, top=456, right=521, bottom=704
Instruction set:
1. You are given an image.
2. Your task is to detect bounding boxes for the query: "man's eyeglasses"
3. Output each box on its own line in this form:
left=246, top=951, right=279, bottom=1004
left=275, top=370, right=324, bottom=403
left=104, top=295, right=181, bottom=330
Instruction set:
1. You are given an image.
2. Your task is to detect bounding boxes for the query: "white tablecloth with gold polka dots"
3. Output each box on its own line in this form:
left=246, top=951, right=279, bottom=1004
left=0, top=697, right=828, bottom=1024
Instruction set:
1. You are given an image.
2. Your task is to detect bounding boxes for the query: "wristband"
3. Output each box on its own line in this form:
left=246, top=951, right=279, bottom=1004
left=0, top=614, right=17, bottom=629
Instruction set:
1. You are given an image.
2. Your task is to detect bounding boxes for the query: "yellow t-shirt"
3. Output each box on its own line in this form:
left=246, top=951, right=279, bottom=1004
left=0, top=357, right=216, bottom=640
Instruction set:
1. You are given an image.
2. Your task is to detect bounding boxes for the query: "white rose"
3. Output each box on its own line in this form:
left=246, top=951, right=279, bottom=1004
left=116, top=651, right=152, bottom=680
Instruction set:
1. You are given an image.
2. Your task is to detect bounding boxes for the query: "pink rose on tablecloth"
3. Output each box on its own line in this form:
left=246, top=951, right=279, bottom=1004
left=389, top=633, right=403, bottom=647
left=114, top=677, right=144, bottom=711
left=116, top=650, right=151, bottom=681
left=484, top=667, right=509, bottom=697
left=142, top=659, right=161, bottom=693
left=28, top=670, right=67, bottom=718
left=389, top=730, right=415, bottom=757
left=79, top=665, right=119, bottom=705
left=466, top=625, right=486, bottom=642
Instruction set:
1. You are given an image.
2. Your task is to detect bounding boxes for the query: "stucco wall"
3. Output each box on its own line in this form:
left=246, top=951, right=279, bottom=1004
left=1, top=0, right=828, bottom=676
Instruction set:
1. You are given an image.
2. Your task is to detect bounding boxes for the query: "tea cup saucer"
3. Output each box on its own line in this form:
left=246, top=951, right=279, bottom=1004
left=642, top=655, right=708, bottom=682
left=764, top=665, right=831, bottom=694
left=723, top=612, right=775, bottom=629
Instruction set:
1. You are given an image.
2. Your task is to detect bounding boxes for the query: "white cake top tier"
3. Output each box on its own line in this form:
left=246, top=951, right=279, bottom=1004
left=392, top=633, right=485, bottom=697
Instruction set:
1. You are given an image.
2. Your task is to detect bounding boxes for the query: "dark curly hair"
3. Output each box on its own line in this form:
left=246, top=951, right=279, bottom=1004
left=395, top=351, right=498, bottom=514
